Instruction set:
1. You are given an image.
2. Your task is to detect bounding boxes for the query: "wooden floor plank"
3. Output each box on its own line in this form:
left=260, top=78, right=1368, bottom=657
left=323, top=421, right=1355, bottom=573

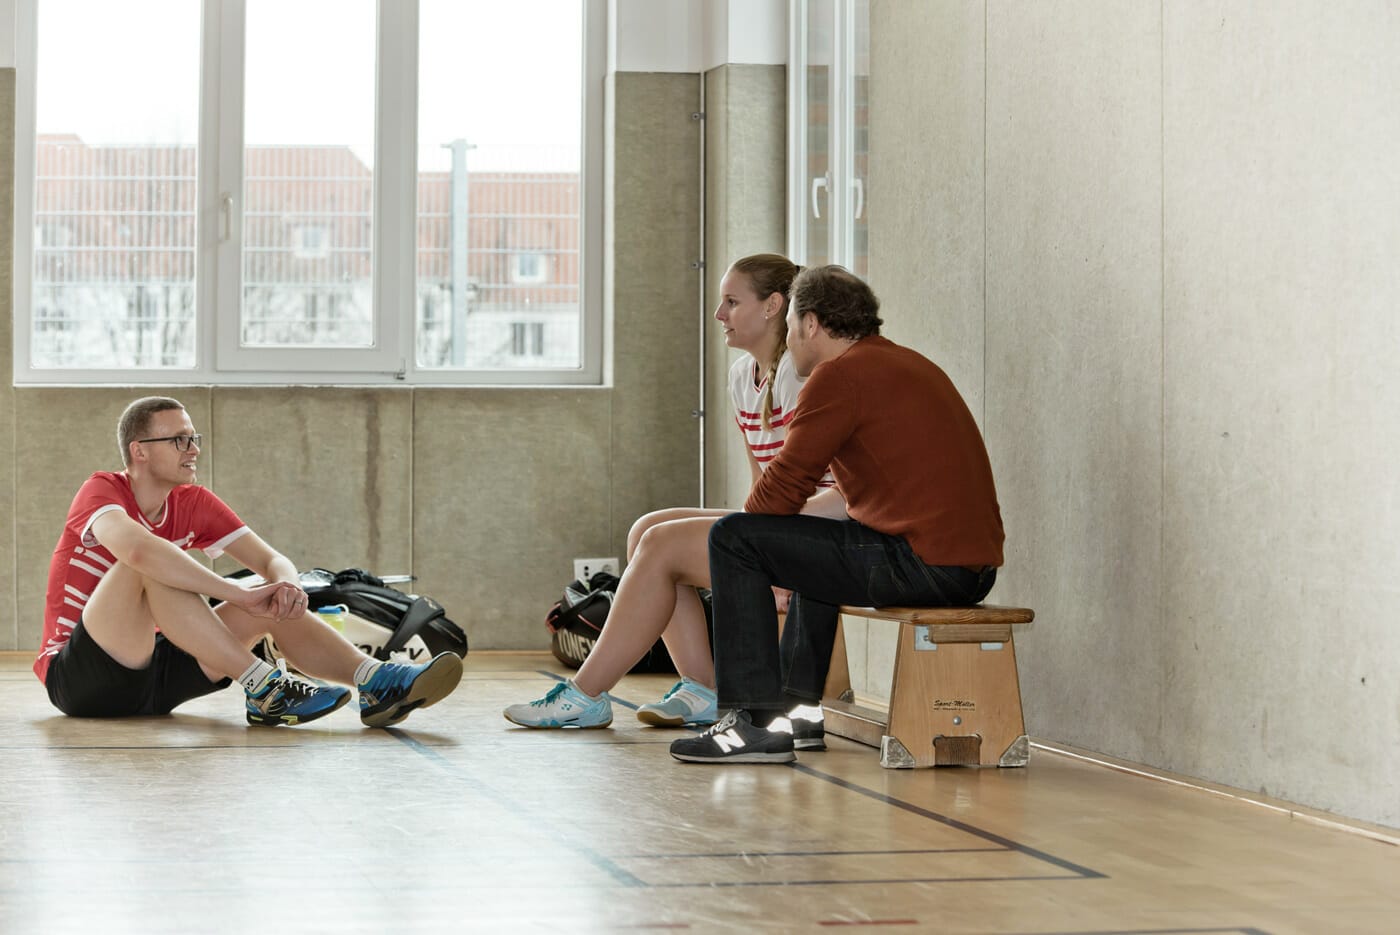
left=1, top=651, right=1396, bottom=934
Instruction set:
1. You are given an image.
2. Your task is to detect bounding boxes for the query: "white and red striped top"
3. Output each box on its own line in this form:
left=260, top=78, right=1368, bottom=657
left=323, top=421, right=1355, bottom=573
left=35, top=471, right=249, bottom=683
left=729, top=351, right=836, bottom=489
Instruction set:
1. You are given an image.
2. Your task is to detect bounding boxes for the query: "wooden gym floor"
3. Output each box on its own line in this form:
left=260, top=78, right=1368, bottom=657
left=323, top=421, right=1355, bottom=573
left=1, top=651, right=1396, bottom=934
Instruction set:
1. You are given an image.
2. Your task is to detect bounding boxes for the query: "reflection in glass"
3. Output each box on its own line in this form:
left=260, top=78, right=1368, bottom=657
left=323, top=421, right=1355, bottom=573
left=32, top=0, right=200, bottom=368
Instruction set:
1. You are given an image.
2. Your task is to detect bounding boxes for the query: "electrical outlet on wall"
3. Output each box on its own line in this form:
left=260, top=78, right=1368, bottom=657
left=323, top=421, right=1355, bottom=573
left=573, top=557, right=619, bottom=582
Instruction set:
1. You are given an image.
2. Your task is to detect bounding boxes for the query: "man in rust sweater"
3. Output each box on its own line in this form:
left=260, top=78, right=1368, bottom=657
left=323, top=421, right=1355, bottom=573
left=672, top=265, right=1005, bottom=764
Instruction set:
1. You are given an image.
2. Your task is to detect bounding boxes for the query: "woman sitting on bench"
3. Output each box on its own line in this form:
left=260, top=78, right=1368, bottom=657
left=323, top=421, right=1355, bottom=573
left=503, top=253, right=844, bottom=736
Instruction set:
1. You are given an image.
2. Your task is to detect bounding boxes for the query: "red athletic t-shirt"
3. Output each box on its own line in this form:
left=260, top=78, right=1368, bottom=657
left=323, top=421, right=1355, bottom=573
left=34, top=471, right=249, bottom=684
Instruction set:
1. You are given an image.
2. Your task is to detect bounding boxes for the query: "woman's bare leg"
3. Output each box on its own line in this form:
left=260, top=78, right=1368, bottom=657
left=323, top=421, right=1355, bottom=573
left=625, top=507, right=730, bottom=561
left=572, top=514, right=722, bottom=697
left=658, top=584, right=715, bottom=688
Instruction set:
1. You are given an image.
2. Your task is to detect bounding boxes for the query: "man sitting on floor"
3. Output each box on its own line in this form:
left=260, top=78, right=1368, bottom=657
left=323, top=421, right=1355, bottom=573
left=671, top=265, right=1005, bottom=764
left=35, top=395, right=462, bottom=728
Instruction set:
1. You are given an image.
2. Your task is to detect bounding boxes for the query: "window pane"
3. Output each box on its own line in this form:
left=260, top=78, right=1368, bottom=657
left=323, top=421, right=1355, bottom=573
left=803, top=0, right=833, bottom=268
left=852, top=0, right=870, bottom=278
left=416, top=0, right=584, bottom=369
left=32, top=0, right=200, bottom=369
left=242, top=0, right=376, bottom=348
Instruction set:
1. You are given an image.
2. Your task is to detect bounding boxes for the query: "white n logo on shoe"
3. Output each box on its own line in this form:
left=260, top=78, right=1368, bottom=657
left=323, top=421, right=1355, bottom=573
left=712, top=728, right=747, bottom=754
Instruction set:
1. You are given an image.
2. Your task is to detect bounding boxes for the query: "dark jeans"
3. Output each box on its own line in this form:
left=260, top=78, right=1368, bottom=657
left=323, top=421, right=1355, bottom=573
left=709, top=513, right=996, bottom=713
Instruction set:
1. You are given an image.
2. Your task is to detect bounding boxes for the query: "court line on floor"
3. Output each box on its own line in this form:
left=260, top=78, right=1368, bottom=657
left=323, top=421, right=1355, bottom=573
left=388, top=728, right=645, bottom=888
left=534, top=671, right=1105, bottom=882
left=790, top=762, right=1105, bottom=879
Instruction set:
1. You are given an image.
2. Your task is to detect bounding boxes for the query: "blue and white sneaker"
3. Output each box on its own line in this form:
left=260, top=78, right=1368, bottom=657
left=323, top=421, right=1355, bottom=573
left=635, top=678, right=718, bottom=727
left=359, top=653, right=464, bottom=728
left=503, top=680, right=612, bottom=729
left=246, top=670, right=351, bottom=727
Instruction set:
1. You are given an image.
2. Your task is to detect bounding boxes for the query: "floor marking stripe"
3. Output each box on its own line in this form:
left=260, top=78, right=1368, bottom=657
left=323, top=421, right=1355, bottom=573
left=389, top=727, right=645, bottom=888
left=612, top=847, right=1005, bottom=859
left=788, top=762, right=1106, bottom=878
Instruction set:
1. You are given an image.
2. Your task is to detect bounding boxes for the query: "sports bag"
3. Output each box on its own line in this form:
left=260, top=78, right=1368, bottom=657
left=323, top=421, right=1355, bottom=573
left=235, top=567, right=468, bottom=667
left=300, top=567, right=469, bottom=662
left=546, top=570, right=706, bottom=674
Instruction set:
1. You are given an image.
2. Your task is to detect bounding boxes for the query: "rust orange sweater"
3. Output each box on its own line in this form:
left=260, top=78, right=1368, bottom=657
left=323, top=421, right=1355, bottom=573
left=744, top=336, right=1004, bottom=568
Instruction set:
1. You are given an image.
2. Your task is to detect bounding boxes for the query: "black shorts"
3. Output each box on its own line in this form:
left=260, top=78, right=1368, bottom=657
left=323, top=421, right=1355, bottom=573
left=45, top=617, right=232, bottom=717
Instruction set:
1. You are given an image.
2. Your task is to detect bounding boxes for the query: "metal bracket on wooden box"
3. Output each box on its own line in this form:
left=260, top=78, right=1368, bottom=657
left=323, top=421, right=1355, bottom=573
left=880, top=735, right=916, bottom=768
left=998, top=734, right=1030, bottom=768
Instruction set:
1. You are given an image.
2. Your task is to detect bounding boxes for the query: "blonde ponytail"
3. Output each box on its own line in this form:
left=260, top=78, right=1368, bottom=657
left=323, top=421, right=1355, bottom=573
left=729, top=254, right=801, bottom=432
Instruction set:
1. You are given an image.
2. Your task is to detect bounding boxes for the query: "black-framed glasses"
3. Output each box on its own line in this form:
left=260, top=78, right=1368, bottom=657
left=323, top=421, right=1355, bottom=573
left=137, top=434, right=203, bottom=452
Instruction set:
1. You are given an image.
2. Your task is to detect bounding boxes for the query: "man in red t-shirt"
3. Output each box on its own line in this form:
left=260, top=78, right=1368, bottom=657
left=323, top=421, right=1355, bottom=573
left=672, top=266, right=1006, bottom=764
left=38, top=396, right=462, bottom=728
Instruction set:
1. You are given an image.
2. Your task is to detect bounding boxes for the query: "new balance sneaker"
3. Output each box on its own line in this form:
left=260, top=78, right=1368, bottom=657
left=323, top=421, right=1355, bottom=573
left=669, top=710, right=796, bottom=764
left=789, top=703, right=826, bottom=751
left=503, top=680, right=613, bottom=729
left=246, top=671, right=351, bottom=727
left=358, top=652, right=464, bottom=728
left=635, top=678, right=718, bottom=727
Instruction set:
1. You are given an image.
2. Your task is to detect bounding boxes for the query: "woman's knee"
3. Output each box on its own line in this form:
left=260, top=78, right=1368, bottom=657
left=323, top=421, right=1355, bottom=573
left=628, top=508, right=707, bottom=559
left=635, top=519, right=715, bottom=583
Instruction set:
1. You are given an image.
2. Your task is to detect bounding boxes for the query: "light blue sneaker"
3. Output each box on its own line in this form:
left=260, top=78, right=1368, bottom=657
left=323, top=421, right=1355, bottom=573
left=635, top=678, right=718, bottom=727
left=503, top=680, right=612, bottom=729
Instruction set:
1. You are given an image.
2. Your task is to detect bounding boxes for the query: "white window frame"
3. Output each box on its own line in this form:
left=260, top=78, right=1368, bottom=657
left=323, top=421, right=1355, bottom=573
left=12, top=0, right=606, bottom=386
left=787, top=0, right=863, bottom=268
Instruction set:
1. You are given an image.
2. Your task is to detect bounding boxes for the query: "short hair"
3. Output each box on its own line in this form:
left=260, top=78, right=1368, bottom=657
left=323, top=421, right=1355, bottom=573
left=789, top=265, right=882, bottom=340
left=117, top=396, right=185, bottom=467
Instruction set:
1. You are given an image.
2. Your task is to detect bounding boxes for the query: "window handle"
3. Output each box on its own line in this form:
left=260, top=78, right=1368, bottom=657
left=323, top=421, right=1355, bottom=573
left=220, top=192, right=233, bottom=242
left=810, top=174, right=828, bottom=219
left=853, top=177, right=865, bottom=220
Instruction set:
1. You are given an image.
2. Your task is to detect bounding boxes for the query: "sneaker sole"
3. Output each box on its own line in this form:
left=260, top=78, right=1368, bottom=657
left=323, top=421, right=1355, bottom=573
left=502, top=711, right=613, bottom=729
left=794, top=738, right=827, bottom=751
left=635, top=709, right=716, bottom=728
left=247, top=690, right=351, bottom=727
left=670, top=749, right=796, bottom=764
left=361, top=654, right=464, bottom=728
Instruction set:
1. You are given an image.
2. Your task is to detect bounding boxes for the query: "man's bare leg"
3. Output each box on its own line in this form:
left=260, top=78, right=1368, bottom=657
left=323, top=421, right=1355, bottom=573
left=216, top=604, right=365, bottom=684
left=83, top=562, right=260, bottom=680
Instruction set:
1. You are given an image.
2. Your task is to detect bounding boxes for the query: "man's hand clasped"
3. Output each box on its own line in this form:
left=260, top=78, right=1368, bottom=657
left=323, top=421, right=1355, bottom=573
left=235, top=580, right=310, bottom=621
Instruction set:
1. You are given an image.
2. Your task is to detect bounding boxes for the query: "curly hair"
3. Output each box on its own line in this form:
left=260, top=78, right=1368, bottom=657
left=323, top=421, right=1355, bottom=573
left=789, top=265, right=882, bottom=340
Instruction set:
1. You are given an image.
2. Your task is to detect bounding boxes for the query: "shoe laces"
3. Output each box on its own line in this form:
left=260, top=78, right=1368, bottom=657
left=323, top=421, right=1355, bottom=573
left=272, top=677, right=319, bottom=704
left=697, top=710, right=739, bottom=737
left=531, top=683, right=569, bottom=707
left=659, top=680, right=687, bottom=701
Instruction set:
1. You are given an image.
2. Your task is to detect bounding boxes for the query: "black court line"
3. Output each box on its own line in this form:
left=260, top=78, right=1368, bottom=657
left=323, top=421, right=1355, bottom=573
left=648, top=874, right=1084, bottom=888
left=612, top=847, right=1004, bottom=858
left=388, top=728, right=645, bottom=888
left=791, top=762, right=1105, bottom=879
left=1020, top=929, right=1271, bottom=935
left=516, top=671, right=1108, bottom=885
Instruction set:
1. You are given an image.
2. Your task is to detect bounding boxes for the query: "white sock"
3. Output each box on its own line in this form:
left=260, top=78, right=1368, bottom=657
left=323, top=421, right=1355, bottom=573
left=354, top=658, right=383, bottom=686
left=239, top=659, right=278, bottom=695
left=568, top=679, right=603, bottom=701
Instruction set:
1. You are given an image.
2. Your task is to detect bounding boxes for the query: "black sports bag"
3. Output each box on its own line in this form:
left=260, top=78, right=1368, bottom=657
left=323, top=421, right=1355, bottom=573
left=546, top=570, right=707, bottom=674
left=300, top=567, right=469, bottom=661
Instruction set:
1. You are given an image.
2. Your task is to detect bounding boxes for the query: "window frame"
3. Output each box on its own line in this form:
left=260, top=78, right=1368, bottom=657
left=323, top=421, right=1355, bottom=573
left=787, top=0, right=866, bottom=270
left=12, top=0, right=606, bottom=386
